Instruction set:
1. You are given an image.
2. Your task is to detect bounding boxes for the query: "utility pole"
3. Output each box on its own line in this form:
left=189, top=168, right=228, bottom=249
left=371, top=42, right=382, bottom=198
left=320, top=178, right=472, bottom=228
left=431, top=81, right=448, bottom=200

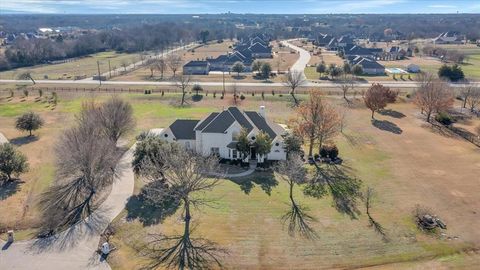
left=222, top=63, right=225, bottom=94
left=97, top=60, right=102, bottom=86
left=108, top=60, right=112, bottom=79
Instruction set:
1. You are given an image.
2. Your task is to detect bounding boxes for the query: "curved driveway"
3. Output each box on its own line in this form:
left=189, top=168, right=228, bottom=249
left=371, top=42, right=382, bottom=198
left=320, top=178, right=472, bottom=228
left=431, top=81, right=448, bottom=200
left=281, top=39, right=311, bottom=79
left=0, top=145, right=136, bottom=270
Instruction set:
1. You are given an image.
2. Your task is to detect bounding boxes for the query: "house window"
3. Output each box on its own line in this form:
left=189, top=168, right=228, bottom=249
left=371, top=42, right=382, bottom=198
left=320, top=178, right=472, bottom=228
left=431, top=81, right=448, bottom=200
left=251, top=136, right=256, bottom=140
left=275, top=142, right=280, bottom=147
left=232, top=150, right=238, bottom=159
left=211, top=147, right=220, bottom=156
left=185, top=141, right=191, bottom=149
left=164, top=134, right=168, bottom=137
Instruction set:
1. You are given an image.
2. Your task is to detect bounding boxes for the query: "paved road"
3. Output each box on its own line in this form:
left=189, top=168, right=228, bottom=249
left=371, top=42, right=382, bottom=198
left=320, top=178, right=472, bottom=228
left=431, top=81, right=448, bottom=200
left=2, top=78, right=478, bottom=89
left=0, top=145, right=136, bottom=270
left=85, top=42, right=198, bottom=81
left=281, top=39, right=311, bottom=79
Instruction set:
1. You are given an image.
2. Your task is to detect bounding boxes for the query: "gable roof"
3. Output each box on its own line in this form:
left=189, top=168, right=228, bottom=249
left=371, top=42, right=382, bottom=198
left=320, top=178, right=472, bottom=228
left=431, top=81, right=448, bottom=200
left=244, top=111, right=277, bottom=139
left=195, top=112, right=219, bottom=131
left=355, top=57, right=384, bottom=69
left=249, top=42, right=271, bottom=54
left=202, top=110, right=236, bottom=133
left=227, top=107, right=254, bottom=132
left=170, top=120, right=200, bottom=140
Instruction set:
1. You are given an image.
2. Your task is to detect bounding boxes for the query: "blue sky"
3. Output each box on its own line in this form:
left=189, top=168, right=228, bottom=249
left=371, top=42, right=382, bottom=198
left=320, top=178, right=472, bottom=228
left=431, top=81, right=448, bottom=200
left=1, top=0, right=480, bottom=14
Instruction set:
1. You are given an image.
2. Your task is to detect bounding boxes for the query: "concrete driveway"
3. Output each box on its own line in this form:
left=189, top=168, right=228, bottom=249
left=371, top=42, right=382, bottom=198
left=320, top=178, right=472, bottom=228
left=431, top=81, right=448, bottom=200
left=0, top=145, right=136, bottom=270
left=281, top=39, right=312, bottom=79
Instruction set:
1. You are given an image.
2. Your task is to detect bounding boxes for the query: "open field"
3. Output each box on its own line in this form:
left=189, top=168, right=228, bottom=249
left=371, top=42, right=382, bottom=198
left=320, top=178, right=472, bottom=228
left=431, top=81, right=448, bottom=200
left=1, top=90, right=479, bottom=268
left=0, top=51, right=145, bottom=80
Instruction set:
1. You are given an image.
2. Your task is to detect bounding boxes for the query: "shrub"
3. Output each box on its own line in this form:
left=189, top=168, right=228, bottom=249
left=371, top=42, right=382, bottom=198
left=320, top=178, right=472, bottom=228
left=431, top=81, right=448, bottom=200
left=23, top=89, right=29, bottom=97
left=240, top=94, right=245, bottom=100
left=38, top=89, right=43, bottom=97
left=161, top=90, right=164, bottom=96
left=261, top=92, right=265, bottom=100
left=327, top=145, right=339, bottom=159
left=0, top=143, right=29, bottom=182
left=435, top=112, right=453, bottom=126
left=319, top=147, right=329, bottom=158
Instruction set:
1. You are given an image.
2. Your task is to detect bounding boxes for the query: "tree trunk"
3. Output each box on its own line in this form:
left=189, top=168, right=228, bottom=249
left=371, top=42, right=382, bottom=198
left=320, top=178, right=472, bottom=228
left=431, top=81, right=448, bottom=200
left=183, top=197, right=191, bottom=234
left=371, top=110, right=375, bottom=119
left=317, top=137, right=324, bottom=155
left=290, top=90, right=299, bottom=106
left=29, top=129, right=32, bottom=136
left=289, top=181, right=295, bottom=205
left=426, top=110, right=432, bottom=122
left=308, top=138, right=314, bottom=157
left=462, top=99, right=467, bottom=109
left=181, top=89, right=186, bottom=106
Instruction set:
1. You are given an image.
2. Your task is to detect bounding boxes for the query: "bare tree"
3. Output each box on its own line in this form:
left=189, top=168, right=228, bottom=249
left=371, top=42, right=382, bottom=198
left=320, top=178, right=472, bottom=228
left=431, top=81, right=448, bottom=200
left=175, top=75, right=191, bottom=106
left=18, top=72, right=35, bottom=84
left=339, top=74, right=355, bottom=103
left=275, top=153, right=317, bottom=239
left=459, top=83, right=474, bottom=109
left=121, top=60, right=128, bottom=72
left=39, top=103, right=120, bottom=233
left=156, top=58, right=167, bottom=80
left=283, top=70, right=307, bottom=106
left=232, top=82, right=239, bottom=105
left=466, top=87, right=480, bottom=112
left=139, top=143, right=225, bottom=269
left=167, top=54, right=183, bottom=78
left=364, top=83, right=398, bottom=119
left=414, top=73, right=454, bottom=122
left=97, top=96, right=136, bottom=144
left=315, top=100, right=341, bottom=153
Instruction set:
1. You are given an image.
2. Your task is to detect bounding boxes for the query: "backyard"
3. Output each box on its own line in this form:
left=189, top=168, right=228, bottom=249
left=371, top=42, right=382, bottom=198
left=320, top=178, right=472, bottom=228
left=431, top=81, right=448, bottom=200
left=1, top=90, right=479, bottom=269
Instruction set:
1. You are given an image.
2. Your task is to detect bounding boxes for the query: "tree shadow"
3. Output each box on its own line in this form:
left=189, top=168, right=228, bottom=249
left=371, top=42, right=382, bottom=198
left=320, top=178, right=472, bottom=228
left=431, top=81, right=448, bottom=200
left=191, top=94, right=203, bottom=102
left=0, top=180, right=24, bottom=200
left=228, top=171, right=278, bottom=195
left=282, top=199, right=318, bottom=240
left=306, top=164, right=362, bottom=219
left=378, top=109, right=406, bottom=119
left=372, top=119, right=403, bottom=134
left=125, top=181, right=181, bottom=226
left=10, top=136, right=39, bottom=146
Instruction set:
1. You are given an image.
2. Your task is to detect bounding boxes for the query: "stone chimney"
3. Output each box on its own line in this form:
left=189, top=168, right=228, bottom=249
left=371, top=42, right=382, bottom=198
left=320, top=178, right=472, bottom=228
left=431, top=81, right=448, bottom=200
left=259, top=105, right=266, bottom=118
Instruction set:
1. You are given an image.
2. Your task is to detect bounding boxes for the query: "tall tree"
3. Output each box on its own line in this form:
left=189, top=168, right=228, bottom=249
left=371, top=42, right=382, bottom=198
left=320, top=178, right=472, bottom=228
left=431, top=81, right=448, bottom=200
left=414, top=73, right=454, bottom=122
left=235, top=128, right=250, bottom=162
left=294, top=91, right=322, bottom=157
left=340, top=74, right=355, bottom=103
left=175, top=75, right=191, bottom=106
left=231, top=62, right=245, bottom=77
left=315, top=100, right=341, bottom=153
left=283, top=132, right=303, bottom=158
left=139, top=143, right=224, bottom=269
left=364, top=83, right=397, bottom=119
left=0, top=143, right=29, bottom=183
left=466, top=87, right=480, bottom=112
left=156, top=58, right=167, bottom=80
left=283, top=70, right=307, bottom=106
left=97, top=96, right=136, bottom=144
left=316, top=61, right=326, bottom=78
left=15, top=111, right=44, bottom=136
left=261, top=62, right=272, bottom=79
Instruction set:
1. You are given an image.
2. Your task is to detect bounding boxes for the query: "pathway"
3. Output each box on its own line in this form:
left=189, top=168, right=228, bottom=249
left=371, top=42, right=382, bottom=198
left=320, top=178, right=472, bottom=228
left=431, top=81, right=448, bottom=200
left=0, top=145, right=136, bottom=270
left=281, top=39, right=312, bottom=79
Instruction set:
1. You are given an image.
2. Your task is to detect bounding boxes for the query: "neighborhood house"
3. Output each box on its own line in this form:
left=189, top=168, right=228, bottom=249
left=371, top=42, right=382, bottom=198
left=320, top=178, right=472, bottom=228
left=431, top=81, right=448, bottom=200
left=158, top=106, right=287, bottom=162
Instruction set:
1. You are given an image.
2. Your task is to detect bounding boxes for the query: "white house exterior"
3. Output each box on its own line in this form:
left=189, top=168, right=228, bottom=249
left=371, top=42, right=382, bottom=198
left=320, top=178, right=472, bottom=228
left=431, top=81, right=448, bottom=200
left=158, top=106, right=287, bottom=162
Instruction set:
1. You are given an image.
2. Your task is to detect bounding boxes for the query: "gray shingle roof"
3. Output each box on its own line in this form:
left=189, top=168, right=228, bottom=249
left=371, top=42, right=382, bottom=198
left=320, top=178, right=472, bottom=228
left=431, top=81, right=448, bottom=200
left=202, top=111, right=235, bottom=133
left=244, top=111, right=277, bottom=139
left=227, top=107, right=253, bottom=132
left=195, top=112, right=219, bottom=131
left=184, top=60, right=209, bottom=67
left=170, top=119, right=200, bottom=140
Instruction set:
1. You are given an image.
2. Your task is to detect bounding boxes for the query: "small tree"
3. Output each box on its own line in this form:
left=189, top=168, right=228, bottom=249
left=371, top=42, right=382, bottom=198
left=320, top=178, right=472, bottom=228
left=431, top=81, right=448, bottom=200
left=283, top=132, right=303, bottom=158
left=235, top=128, right=250, bottom=162
left=252, top=60, right=262, bottom=73
left=340, top=74, right=354, bottom=102
left=192, top=84, right=203, bottom=96
left=283, top=70, right=307, bottom=106
left=167, top=54, right=183, bottom=78
left=0, top=143, right=29, bottom=183
left=231, top=62, right=245, bottom=77
left=15, top=112, right=44, bottom=136
left=466, top=87, right=480, bottom=112
left=352, top=64, right=363, bottom=77
left=255, top=131, right=272, bottom=163
left=364, top=83, right=397, bottom=119
left=156, top=58, right=167, bottom=79
left=18, top=72, right=35, bottom=84
left=343, top=63, right=351, bottom=74
left=175, top=75, right=191, bottom=106
left=97, top=96, right=136, bottom=144
left=316, top=62, right=326, bottom=78
left=261, top=63, right=272, bottom=79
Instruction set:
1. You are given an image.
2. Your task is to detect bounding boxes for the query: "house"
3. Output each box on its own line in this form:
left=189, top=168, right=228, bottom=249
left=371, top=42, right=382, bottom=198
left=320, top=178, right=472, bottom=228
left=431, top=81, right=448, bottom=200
left=343, top=45, right=382, bottom=59
left=248, top=42, right=272, bottom=58
left=337, top=35, right=355, bottom=48
left=325, top=38, right=338, bottom=50
left=347, top=56, right=385, bottom=75
left=315, top=34, right=335, bottom=47
left=158, top=106, right=287, bottom=162
left=433, top=32, right=465, bottom=44
left=406, top=64, right=420, bottom=73
left=208, top=51, right=253, bottom=72
left=387, top=46, right=407, bottom=60
left=183, top=60, right=210, bottom=75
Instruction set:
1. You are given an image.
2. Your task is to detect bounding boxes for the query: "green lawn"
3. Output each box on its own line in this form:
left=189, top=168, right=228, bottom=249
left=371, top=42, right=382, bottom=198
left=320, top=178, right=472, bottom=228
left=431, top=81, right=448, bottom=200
left=0, top=51, right=143, bottom=80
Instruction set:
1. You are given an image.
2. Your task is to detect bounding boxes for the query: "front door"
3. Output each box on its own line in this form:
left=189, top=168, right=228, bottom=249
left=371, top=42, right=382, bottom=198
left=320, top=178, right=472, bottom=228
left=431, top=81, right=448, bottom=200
left=250, top=147, right=256, bottom=160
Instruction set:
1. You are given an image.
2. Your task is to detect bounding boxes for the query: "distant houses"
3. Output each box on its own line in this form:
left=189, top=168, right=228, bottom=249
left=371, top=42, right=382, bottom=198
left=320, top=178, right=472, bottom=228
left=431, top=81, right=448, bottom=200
left=433, top=32, right=465, bottom=45
left=183, top=35, right=272, bottom=75
left=346, top=55, right=385, bottom=75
